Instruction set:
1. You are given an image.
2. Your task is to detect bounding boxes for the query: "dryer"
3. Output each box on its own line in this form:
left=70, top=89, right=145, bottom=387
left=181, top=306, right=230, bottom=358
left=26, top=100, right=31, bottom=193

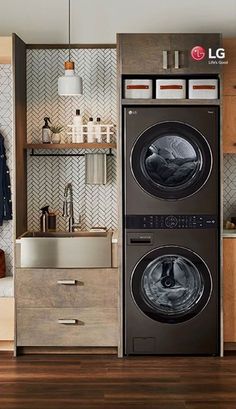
left=124, top=221, right=220, bottom=355
left=124, top=106, right=220, bottom=215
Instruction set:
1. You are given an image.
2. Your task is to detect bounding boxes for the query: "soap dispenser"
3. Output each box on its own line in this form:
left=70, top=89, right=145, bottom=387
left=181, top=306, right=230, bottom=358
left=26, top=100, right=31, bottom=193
left=42, top=117, right=51, bottom=144
left=40, top=205, right=49, bottom=232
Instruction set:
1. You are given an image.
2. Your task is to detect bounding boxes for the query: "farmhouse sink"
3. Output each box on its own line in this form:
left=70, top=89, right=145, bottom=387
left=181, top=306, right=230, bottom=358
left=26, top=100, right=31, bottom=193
left=19, top=231, right=112, bottom=268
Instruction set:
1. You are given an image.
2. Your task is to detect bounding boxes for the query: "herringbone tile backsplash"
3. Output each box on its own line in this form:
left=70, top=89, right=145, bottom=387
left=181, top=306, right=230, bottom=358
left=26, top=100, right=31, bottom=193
left=27, top=48, right=117, bottom=231
left=223, top=154, right=236, bottom=222
left=0, top=65, right=13, bottom=276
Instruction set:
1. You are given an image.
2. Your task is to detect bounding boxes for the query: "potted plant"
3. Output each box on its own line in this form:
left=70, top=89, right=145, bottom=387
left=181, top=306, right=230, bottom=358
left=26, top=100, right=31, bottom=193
left=50, top=125, right=64, bottom=144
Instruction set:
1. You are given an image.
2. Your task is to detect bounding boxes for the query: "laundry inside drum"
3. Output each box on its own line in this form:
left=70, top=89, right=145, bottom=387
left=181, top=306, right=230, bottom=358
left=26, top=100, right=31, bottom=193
left=145, top=134, right=202, bottom=188
left=141, top=255, right=204, bottom=318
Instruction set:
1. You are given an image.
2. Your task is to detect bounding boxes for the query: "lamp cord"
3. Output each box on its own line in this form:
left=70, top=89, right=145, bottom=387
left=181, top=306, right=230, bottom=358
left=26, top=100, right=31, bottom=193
left=68, top=0, right=71, bottom=61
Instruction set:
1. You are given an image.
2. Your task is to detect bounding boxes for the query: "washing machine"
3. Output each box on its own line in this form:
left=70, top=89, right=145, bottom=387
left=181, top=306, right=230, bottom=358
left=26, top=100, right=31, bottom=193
left=124, top=219, right=220, bottom=355
left=124, top=106, right=220, bottom=215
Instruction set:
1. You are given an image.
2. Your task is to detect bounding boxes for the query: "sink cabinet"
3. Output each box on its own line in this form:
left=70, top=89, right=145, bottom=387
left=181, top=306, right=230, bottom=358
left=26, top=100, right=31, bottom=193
left=15, top=268, right=118, bottom=351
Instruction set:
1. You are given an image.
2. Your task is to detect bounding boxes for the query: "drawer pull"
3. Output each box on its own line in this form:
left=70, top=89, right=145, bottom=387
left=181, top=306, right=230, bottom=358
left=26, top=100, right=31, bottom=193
left=57, top=280, right=76, bottom=285
left=163, top=50, right=168, bottom=69
left=174, top=50, right=179, bottom=69
left=57, top=319, right=77, bottom=325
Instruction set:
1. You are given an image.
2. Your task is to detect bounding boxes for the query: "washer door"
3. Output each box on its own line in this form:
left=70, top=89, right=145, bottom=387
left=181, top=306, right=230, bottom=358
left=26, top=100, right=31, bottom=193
left=131, top=121, right=212, bottom=200
left=131, top=246, right=212, bottom=324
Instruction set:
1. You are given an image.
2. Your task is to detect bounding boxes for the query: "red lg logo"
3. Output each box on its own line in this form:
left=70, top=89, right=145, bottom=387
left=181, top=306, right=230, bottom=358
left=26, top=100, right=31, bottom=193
left=191, top=46, right=206, bottom=61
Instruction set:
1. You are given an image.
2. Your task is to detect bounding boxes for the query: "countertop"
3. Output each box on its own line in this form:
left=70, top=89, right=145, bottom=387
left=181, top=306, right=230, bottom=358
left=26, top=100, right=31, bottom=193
left=223, top=229, right=236, bottom=238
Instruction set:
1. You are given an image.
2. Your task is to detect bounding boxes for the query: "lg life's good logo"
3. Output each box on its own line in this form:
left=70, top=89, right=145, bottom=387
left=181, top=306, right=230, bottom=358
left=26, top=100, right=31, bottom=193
left=191, top=45, right=227, bottom=65
left=191, top=46, right=206, bottom=61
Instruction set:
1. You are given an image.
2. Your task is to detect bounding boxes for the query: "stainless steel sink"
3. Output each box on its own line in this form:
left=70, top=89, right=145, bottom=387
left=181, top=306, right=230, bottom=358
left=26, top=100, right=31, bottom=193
left=21, top=231, right=108, bottom=238
left=19, top=231, right=112, bottom=268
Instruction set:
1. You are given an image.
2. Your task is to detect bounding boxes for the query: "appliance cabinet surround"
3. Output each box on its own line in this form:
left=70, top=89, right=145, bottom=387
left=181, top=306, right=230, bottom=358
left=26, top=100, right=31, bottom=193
left=223, top=239, right=236, bottom=343
left=15, top=268, right=118, bottom=350
left=118, top=33, right=221, bottom=74
left=223, top=38, right=236, bottom=153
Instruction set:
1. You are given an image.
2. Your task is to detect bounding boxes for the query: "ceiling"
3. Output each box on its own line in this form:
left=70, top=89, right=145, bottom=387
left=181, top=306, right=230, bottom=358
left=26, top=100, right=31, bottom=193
left=0, top=0, right=236, bottom=44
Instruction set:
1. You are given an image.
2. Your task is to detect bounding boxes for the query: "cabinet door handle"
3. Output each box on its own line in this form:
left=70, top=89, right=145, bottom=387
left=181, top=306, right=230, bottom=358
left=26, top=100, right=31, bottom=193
left=174, top=50, right=179, bottom=69
left=57, top=319, right=77, bottom=325
left=163, top=50, right=168, bottom=69
left=57, top=279, right=77, bottom=285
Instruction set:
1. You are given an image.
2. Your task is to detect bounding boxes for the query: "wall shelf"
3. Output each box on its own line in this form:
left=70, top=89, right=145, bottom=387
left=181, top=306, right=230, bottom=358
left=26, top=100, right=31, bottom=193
left=25, top=143, right=116, bottom=157
left=26, top=143, right=116, bottom=150
left=122, top=98, right=220, bottom=106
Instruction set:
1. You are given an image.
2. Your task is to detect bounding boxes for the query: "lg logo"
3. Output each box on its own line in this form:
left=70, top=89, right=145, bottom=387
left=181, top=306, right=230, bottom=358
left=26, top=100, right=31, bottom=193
left=191, top=46, right=206, bottom=61
left=191, top=46, right=225, bottom=61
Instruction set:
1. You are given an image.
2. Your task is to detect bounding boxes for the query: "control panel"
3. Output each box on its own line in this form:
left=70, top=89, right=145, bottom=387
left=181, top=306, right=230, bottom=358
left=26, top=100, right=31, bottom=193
left=126, top=215, right=217, bottom=229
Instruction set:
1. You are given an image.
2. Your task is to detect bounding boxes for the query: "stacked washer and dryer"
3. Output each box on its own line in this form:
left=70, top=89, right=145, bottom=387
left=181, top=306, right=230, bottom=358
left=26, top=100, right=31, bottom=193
left=123, top=105, right=220, bottom=355
left=119, top=33, right=222, bottom=356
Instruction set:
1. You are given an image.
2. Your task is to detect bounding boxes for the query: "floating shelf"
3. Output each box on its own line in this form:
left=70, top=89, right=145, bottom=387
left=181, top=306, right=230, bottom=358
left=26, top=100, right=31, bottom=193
left=25, top=143, right=116, bottom=157
left=122, top=98, right=220, bottom=105
left=25, top=143, right=116, bottom=150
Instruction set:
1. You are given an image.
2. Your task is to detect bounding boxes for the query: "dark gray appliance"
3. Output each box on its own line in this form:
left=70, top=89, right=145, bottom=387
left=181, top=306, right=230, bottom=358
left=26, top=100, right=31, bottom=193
left=123, top=105, right=220, bottom=355
left=124, top=106, right=219, bottom=215
left=124, top=221, right=220, bottom=355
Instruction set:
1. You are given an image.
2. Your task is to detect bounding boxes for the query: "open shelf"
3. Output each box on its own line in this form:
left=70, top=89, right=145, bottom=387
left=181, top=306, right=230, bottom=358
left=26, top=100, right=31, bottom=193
left=25, top=143, right=116, bottom=150
left=122, top=98, right=220, bottom=106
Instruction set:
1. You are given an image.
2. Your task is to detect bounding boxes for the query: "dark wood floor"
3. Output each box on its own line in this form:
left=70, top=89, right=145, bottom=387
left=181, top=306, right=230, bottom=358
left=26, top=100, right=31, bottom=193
left=0, top=353, right=236, bottom=409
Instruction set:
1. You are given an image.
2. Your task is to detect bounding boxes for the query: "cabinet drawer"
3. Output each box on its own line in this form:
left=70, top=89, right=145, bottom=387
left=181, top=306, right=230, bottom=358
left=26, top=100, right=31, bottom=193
left=16, top=268, right=118, bottom=308
left=17, top=307, right=118, bottom=347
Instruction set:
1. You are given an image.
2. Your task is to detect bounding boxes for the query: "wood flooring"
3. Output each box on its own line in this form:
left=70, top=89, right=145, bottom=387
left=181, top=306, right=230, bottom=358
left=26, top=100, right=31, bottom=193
left=0, top=352, right=236, bottom=409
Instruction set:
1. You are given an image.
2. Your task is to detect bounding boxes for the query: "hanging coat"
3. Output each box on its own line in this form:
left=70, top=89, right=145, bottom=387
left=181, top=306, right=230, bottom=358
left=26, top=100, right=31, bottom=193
left=0, top=133, right=12, bottom=226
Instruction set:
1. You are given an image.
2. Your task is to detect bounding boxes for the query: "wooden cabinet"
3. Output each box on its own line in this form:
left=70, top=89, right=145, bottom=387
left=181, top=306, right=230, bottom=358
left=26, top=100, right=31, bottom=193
left=15, top=268, right=118, bottom=349
left=223, top=239, right=236, bottom=343
left=171, top=33, right=221, bottom=74
left=223, top=39, right=236, bottom=153
left=118, top=34, right=171, bottom=75
left=223, top=96, right=236, bottom=153
left=118, top=33, right=221, bottom=75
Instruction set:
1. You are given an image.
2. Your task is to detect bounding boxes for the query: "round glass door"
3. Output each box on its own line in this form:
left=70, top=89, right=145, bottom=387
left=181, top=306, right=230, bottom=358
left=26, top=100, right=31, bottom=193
left=131, top=121, right=212, bottom=200
left=131, top=246, right=212, bottom=324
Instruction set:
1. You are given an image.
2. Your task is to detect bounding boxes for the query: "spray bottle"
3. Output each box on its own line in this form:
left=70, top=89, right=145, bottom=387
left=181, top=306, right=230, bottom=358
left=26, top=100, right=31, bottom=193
left=42, top=117, right=51, bottom=143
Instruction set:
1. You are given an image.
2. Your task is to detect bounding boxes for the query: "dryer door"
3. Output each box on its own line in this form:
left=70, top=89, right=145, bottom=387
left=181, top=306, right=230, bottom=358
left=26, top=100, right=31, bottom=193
left=131, top=121, right=212, bottom=200
left=131, top=246, right=212, bottom=324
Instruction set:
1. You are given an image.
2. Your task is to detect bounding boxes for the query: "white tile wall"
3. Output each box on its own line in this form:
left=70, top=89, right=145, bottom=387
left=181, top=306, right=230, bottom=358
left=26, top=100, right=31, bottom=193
left=223, top=154, right=236, bottom=222
left=27, top=48, right=118, bottom=231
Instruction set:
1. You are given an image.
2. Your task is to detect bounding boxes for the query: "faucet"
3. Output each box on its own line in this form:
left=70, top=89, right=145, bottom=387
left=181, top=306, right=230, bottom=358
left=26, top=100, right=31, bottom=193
left=62, top=183, right=81, bottom=232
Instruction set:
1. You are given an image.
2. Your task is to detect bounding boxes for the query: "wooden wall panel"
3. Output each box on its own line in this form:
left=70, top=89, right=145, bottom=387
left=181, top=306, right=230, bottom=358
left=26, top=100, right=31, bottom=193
left=0, top=37, right=12, bottom=64
left=223, top=238, right=236, bottom=342
left=12, top=34, right=27, bottom=238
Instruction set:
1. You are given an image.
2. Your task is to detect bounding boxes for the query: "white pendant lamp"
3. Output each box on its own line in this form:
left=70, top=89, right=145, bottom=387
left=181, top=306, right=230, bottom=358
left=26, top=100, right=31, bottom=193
left=58, top=0, right=83, bottom=96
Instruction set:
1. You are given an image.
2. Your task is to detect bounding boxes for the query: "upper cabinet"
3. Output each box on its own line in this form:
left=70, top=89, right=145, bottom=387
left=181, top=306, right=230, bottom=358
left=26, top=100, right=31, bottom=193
left=223, top=38, right=236, bottom=153
left=117, top=33, right=221, bottom=75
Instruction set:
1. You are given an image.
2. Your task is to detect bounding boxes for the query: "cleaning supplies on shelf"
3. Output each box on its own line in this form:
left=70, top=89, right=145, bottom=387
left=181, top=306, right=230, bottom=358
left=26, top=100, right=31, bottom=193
left=95, top=117, right=102, bottom=142
left=40, top=206, right=57, bottom=232
left=72, top=109, right=83, bottom=143
left=42, top=117, right=51, bottom=144
left=40, top=205, right=49, bottom=232
left=87, top=117, right=94, bottom=143
left=67, top=117, right=115, bottom=144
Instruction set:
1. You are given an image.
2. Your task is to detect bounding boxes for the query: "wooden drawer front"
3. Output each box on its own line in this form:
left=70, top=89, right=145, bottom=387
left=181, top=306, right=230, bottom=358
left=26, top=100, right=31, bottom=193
left=16, top=269, right=118, bottom=308
left=17, top=308, right=118, bottom=347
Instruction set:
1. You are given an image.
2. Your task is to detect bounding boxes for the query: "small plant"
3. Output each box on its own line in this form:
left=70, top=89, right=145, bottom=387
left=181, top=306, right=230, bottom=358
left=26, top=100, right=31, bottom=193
left=50, top=125, right=64, bottom=134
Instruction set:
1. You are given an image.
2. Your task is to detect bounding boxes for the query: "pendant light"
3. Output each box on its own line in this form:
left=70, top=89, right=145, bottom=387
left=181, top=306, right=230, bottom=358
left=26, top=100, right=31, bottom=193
left=58, top=0, right=83, bottom=96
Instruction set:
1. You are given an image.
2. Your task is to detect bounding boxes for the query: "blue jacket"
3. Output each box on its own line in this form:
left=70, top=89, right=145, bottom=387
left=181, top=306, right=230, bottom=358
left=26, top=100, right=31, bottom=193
left=0, top=133, right=12, bottom=225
